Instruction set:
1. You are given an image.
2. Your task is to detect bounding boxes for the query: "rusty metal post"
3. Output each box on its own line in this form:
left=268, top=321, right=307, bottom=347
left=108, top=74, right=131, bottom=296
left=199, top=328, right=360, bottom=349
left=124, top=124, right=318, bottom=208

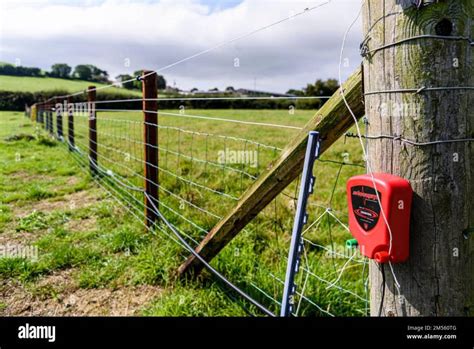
left=142, top=71, right=159, bottom=227
left=88, top=86, right=98, bottom=176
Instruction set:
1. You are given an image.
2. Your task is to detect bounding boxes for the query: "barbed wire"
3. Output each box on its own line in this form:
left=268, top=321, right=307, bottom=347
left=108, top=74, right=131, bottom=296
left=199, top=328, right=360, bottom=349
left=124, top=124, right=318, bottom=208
left=345, top=132, right=474, bottom=146
left=364, top=86, right=474, bottom=95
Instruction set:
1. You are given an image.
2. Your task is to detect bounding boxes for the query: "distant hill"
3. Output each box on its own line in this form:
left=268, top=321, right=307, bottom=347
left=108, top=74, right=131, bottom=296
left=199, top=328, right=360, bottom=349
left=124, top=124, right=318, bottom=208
left=0, top=74, right=141, bottom=96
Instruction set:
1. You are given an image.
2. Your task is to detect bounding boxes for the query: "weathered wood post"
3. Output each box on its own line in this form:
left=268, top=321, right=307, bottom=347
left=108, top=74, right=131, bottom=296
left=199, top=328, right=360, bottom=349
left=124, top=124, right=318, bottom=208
left=43, top=102, right=48, bottom=131
left=142, top=70, right=159, bottom=227
left=48, top=100, right=53, bottom=134
left=36, top=103, right=42, bottom=125
left=56, top=98, right=63, bottom=140
left=88, top=86, right=98, bottom=176
left=49, top=101, right=53, bottom=134
left=67, top=97, right=75, bottom=151
left=362, top=0, right=473, bottom=316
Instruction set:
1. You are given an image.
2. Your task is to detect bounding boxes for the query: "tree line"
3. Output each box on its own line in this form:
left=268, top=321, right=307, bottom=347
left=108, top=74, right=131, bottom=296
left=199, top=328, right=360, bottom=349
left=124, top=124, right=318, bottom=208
left=0, top=62, right=339, bottom=108
left=0, top=63, right=166, bottom=90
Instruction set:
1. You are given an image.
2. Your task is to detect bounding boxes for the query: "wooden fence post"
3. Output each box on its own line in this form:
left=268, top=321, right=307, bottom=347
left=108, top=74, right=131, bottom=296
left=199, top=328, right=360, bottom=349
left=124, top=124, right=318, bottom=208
left=56, top=98, right=63, bottom=140
left=142, top=70, right=159, bottom=227
left=37, top=104, right=41, bottom=124
left=88, top=86, right=98, bottom=176
left=49, top=101, right=53, bottom=134
left=43, top=102, right=47, bottom=130
left=67, top=97, right=75, bottom=151
left=45, top=102, right=49, bottom=131
left=48, top=101, right=53, bottom=134
left=362, top=0, right=473, bottom=316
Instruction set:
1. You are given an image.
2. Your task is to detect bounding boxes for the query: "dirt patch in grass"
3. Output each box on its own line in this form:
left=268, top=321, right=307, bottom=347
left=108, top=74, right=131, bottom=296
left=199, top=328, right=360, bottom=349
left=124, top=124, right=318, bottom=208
left=0, top=233, right=38, bottom=246
left=65, top=216, right=97, bottom=233
left=0, top=190, right=101, bottom=246
left=0, top=269, right=162, bottom=316
left=14, top=190, right=99, bottom=218
left=9, top=171, right=54, bottom=183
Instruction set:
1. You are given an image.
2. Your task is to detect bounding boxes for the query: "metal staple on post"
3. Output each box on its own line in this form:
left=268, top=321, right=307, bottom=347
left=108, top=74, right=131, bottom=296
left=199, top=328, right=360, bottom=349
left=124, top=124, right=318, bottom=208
left=280, top=131, right=321, bottom=317
left=88, top=86, right=98, bottom=176
left=142, top=70, right=159, bottom=227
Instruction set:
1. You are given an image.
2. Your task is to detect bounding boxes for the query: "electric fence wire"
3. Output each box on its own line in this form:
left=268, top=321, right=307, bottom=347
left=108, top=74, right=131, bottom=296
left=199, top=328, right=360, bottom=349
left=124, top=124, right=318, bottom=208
left=31, top=0, right=376, bottom=315
left=338, top=3, right=402, bottom=307
left=35, top=99, right=371, bottom=317
left=90, top=96, right=334, bottom=105
left=41, top=0, right=332, bottom=103
left=66, top=132, right=276, bottom=316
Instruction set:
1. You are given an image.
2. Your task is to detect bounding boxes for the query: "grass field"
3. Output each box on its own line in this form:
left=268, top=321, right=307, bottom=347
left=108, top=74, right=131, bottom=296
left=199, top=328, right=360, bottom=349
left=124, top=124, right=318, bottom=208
left=0, top=75, right=141, bottom=96
left=0, top=107, right=369, bottom=316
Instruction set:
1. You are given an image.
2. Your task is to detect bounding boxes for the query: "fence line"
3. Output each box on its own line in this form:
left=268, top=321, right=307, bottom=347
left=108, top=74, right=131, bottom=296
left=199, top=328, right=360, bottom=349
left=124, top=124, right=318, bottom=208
left=25, top=0, right=372, bottom=316
left=28, top=90, right=369, bottom=316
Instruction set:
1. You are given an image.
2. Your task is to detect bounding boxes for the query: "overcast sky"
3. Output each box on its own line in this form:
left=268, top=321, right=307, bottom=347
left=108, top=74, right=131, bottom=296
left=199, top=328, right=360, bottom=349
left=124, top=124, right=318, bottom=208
left=0, top=0, right=362, bottom=93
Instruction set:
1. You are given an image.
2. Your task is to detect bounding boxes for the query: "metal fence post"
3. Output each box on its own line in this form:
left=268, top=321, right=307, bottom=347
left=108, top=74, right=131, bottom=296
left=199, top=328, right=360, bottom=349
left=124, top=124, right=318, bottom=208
left=88, top=86, right=98, bottom=176
left=280, top=131, right=321, bottom=317
left=142, top=70, right=159, bottom=227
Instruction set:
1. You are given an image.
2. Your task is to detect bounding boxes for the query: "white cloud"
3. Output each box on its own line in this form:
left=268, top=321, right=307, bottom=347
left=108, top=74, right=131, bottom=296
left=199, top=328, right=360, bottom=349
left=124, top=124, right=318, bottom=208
left=0, top=0, right=362, bottom=92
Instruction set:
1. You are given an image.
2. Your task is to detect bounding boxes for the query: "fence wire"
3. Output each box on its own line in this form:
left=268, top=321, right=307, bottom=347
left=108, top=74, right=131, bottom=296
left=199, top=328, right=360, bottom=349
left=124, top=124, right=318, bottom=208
left=32, top=98, right=369, bottom=317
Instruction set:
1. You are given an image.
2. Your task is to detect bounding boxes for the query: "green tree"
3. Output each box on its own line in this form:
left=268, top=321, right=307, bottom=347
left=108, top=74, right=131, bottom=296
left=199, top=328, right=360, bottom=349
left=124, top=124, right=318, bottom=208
left=87, top=65, right=109, bottom=83
left=131, top=70, right=166, bottom=90
left=303, top=78, right=339, bottom=109
left=73, top=65, right=92, bottom=81
left=50, top=63, right=71, bottom=79
left=73, top=64, right=109, bottom=83
left=305, top=79, right=339, bottom=97
left=116, top=74, right=134, bottom=89
left=156, top=74, right=166, bottom=90
left=286, top=89, right=305, bottom=96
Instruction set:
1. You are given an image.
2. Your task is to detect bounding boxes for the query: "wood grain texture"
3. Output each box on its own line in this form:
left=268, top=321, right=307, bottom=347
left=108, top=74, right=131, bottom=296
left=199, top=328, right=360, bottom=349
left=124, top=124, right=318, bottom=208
left=88, top=86, right=97, bottom=176
left=363, top=0, right=473, bottom=316
left=178, top=68, right=365, bottom=277
left=142, top=71, right=159, bottom=227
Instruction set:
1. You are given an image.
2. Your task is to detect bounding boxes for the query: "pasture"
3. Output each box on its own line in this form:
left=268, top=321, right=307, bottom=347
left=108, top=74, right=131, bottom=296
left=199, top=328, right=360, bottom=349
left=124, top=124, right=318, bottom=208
left=0, top=107, right=368, bottom=316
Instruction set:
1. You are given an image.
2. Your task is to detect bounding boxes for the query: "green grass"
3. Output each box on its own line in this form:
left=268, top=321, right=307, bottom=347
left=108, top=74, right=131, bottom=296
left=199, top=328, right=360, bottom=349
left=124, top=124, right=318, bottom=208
left=0, top=75, right=141, bottom=96
left=0, top=110, right=368, bottom=316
